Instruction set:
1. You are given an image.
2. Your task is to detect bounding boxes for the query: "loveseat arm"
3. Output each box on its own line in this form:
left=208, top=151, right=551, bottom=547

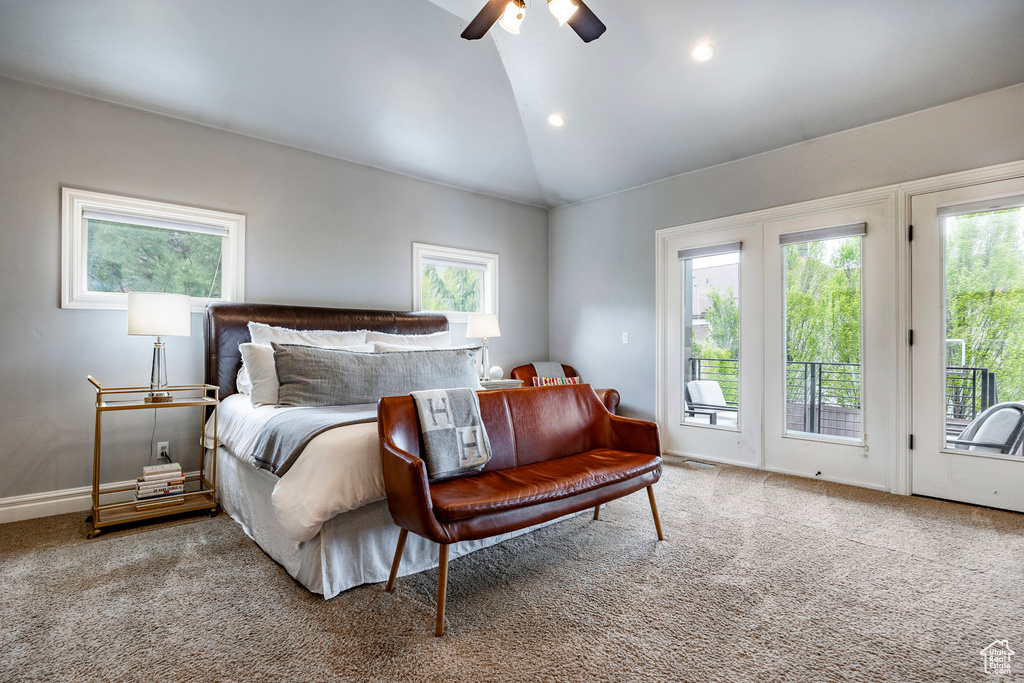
left=594, top=388, right=620, bottom=415
left=607, top=414, right=662, bottom=456
left=379, top=440, right=448, bottom=544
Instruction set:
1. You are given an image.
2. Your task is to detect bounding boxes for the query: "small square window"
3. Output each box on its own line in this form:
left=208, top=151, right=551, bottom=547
left=61, top=188, right=245, bottom=311
left=413, top=243, right=498, bottom=323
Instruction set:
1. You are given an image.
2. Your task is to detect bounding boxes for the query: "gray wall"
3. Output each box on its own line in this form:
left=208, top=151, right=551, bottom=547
left=549, top=83, right=1024, bottom=418
left=0, top=77, right=549, bottom=498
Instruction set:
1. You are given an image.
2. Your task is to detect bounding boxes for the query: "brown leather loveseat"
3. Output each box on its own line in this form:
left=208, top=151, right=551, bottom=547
left=378, top=384, right=664, bottom=636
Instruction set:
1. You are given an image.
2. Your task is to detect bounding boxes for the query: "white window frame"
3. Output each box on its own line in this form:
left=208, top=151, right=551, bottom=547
left=413, top=243, right=498, bottom=324
left=61, top=187, right=245, bottom=312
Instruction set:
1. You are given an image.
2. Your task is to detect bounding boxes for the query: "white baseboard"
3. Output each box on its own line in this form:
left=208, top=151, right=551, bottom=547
left=663, top=449, right=757, bottom=469
left=662, top=451, right=893, bottom=493
left=0, top=471, right=201, bottom=525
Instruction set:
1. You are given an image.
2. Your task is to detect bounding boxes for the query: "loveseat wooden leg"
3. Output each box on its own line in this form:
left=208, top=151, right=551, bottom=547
left=436, top=544, right=450, bottom=637
left=386, top=529, right=408, bottom=593
left=593, top=505, right=601, bottom=521
left=647, top=485, right=665, bottom=541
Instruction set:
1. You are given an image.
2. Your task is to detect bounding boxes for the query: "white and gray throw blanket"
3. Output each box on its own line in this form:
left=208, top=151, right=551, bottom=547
left=251, top=404, right=378, bottom=476
left=411, top=388, right=491, bottom=480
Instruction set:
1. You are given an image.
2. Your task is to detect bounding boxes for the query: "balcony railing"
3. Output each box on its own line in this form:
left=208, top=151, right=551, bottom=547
left=785, top=361, right=862, bottom=438
left=687, top=357, right=739, bottom=406
left=945, top=366, right=997, bottom=436
left=688, top=357, right=996, bottom=438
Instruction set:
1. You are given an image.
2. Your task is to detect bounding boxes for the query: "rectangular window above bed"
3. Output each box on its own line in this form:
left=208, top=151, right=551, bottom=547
left=61, top=187, right=245, bottom=311
left=413, top=243, right=498, bottom=323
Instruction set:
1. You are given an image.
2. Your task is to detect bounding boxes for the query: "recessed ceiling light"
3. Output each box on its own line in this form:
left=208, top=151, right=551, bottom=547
left=547, top=114, right=566, bottom=127
left=691, top=42, right=715, bottom=62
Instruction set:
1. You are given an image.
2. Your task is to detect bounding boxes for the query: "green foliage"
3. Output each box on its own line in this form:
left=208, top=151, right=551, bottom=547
left=687, top=209, right=1024, bottom=412
left=87, top=220, right=222, bottom=297
left=703, top=286, right=739, bottom=357
left=420, top=265, right=482, bottom=314
left=691, top=284, right=740, bottom=405
left=945, top=208, right=1024, bottom=401
left=785, top=238, right=862, bottom=365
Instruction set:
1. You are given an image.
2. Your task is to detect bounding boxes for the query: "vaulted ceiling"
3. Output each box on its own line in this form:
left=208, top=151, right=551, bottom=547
left=1, top=1, right=1023, bottom=207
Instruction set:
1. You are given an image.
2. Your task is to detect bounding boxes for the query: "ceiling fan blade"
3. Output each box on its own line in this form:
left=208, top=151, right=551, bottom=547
left=461, top=0, right=509, bottom=40
left=567, top=0, right=606, bottom=42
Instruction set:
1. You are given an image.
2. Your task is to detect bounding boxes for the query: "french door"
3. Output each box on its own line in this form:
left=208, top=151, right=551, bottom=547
left=659, top=223, right=763, bottom=468
left=910, top=177, right=1024, bottom=512
left=658, top=193, right=898, bottom=489
left=762, top=199, right=897, bottom=489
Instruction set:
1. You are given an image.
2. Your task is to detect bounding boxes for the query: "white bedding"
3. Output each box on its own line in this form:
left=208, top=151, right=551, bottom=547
left=207, top=394, right=385, bottom=542
left=215, top=444, right=576, bottom=599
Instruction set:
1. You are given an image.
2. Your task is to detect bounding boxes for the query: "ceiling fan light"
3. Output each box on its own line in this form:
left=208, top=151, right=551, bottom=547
left=498, top=0, right=526, bottom=34
left=548, top=0, right=578, bottom=27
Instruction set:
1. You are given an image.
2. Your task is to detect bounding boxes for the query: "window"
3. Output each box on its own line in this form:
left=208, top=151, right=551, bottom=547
left=413, top=243, right=498, bottom=323
left=941, top=198, right=1024, bottom=452
left=678, top=242, right=741, bottom=428
left=61, top=188, right=245, bottom=311
left=780, top=223, right=865, bottom=440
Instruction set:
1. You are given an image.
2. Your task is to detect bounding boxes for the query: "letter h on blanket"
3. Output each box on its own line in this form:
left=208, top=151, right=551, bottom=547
left=412, top=389, right=491, bottom=479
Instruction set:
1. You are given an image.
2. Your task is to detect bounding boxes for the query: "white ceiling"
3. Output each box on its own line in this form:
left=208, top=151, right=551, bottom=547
left=1, top=0, right=1023, bottom=207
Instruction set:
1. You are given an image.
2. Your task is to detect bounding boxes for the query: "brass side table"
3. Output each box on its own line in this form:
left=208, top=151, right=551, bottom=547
left=86, top=376, right=219, bottom=538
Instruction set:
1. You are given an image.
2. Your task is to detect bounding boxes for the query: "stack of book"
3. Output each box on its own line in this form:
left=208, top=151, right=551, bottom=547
left=135, top=463, right=185, bottom=510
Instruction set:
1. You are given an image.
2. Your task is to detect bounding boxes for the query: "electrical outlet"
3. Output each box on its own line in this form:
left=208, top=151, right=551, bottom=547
left=622, top=332, right=629, bottom=344
left=157, top=442, right=170, bottom=461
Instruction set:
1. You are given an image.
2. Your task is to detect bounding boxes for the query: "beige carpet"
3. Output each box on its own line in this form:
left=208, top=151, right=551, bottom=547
left=2, top=460, right=1023, bottom=682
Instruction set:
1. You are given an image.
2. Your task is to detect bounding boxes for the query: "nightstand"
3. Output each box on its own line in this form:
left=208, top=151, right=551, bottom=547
left=86, top=376, right=219, bottom=538
left=479, top=379, right=524, bottom=390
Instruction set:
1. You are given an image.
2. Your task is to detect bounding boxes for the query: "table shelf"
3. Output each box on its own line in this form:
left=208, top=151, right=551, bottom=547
left=87, top=377, right=219, bottom=538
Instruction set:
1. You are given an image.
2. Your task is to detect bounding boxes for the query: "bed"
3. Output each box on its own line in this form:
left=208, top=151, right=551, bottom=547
left=203, top=302, right=547, bottom=598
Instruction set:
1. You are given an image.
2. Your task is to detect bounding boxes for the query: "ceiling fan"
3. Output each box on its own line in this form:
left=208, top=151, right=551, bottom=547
left=461, top=0, right=606, bottom=43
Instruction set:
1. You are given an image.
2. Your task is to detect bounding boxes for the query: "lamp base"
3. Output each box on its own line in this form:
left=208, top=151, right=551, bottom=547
left=145, top=339, right=172, bottom=403
left=480, top=339, right=491, bottom=381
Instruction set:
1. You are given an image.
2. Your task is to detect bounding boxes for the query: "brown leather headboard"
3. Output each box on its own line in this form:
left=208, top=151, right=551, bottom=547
left=204, top=302, right=450, bottom=400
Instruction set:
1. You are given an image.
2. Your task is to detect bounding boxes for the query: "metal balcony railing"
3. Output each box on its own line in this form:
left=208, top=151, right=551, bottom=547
left=688, top=357, right=998, bottom=439
left=785, top=361, right=862, bottom=438
left=945, top=366, right=997, bottom=436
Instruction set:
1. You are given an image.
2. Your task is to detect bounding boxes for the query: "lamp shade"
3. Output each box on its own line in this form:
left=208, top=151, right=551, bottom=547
left=127, top=292, right=192, bottom=337
left=466, top=313, right=500, bottom=339
left=498, top=0, right=525, bottom=34
left=548, top=0, right=578, bottom=26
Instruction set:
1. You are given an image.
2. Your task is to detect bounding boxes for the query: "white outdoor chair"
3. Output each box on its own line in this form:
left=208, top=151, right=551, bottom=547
left=949, top=402, right=1024, bottom=455
left=685, top=380, right=738, bottom=425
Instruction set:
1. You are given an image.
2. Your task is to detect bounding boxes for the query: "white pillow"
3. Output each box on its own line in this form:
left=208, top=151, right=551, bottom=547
left=248, top=321, right=368, bottom=348
left=241, top=341, right=374, bottom=406
left=236, top=366, right=252, bottom=395
left=365, top=329, right=451, bottom=348
left=240, top=343, right=279, bottom=406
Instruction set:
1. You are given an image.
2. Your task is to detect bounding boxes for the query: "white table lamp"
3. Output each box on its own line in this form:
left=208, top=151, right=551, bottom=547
left=466, top=313, right=500, bottom=381
left=127, top=292, right=192, bottom=402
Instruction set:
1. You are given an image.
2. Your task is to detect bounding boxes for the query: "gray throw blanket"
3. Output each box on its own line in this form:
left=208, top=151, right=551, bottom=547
left=531, top=362, right=566, bottom=379
left=411, top=388, right=491, bottom=480
left=251, top=404, right=378, bottom=476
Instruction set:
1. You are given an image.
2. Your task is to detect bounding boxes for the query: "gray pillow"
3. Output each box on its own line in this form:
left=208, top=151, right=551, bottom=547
left=273, top=343, right=482, bottom=407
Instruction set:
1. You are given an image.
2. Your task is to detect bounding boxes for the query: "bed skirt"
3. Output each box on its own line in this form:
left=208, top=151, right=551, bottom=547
left=214, top=446, right=572, bottom=598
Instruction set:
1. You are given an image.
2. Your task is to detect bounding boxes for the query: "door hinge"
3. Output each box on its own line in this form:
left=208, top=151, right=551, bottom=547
left=909, top=434, right=915, bottom=450
left=909, top=329, right=914, bottom=346
left=908, top=224, right=913, bottom=242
